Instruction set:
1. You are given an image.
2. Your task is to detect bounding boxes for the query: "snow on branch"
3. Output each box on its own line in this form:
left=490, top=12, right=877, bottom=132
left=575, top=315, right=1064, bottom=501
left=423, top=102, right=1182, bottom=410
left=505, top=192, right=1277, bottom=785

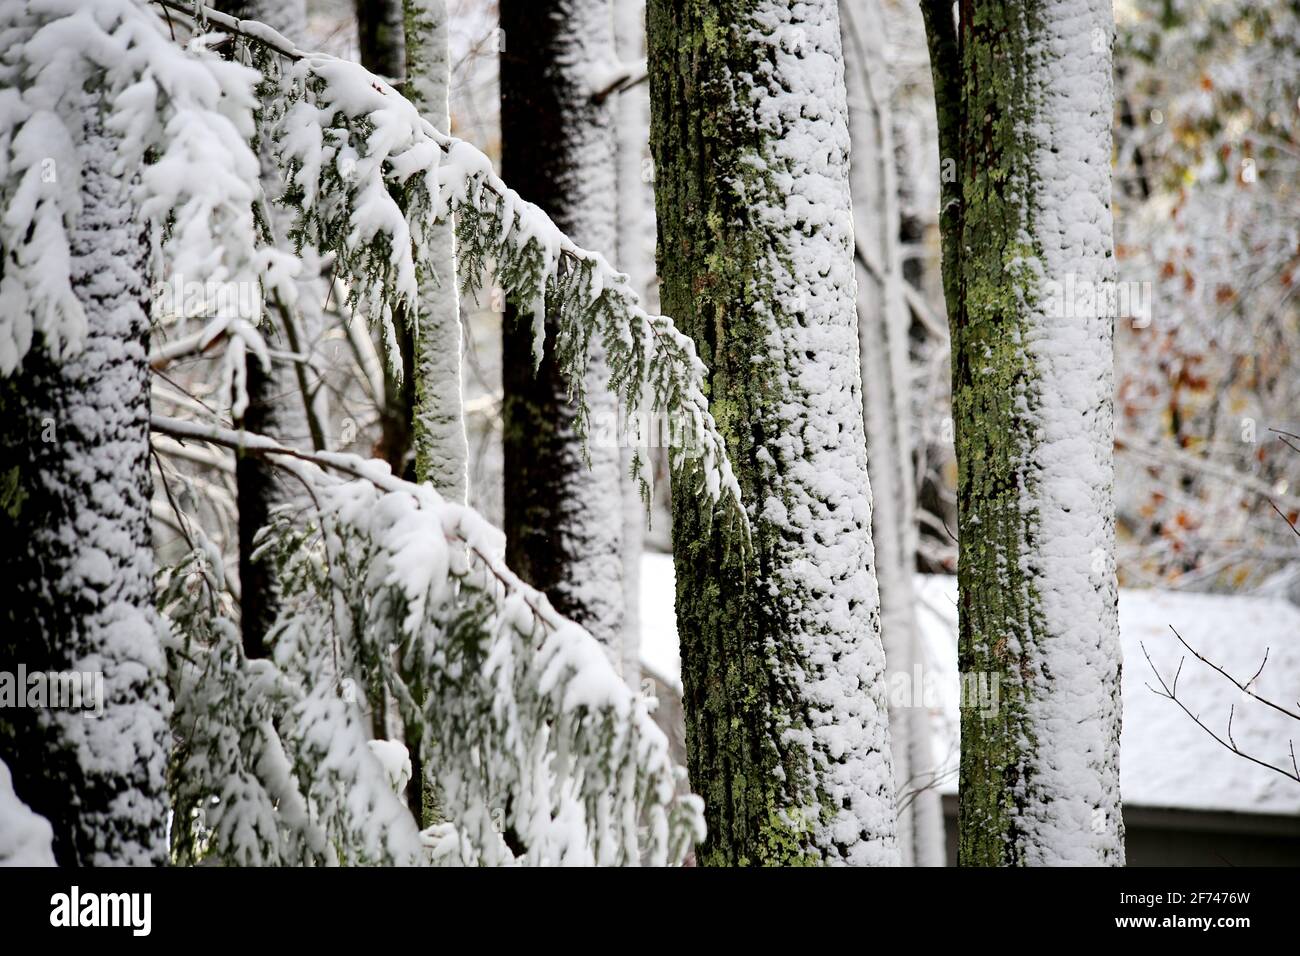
left=0, top=758, right=56, bottom=865
left=0, top=0, right=272, bottom=395
left=154, top=0, right=745, bottom=525
left=153, top=414, right=705, bottom=866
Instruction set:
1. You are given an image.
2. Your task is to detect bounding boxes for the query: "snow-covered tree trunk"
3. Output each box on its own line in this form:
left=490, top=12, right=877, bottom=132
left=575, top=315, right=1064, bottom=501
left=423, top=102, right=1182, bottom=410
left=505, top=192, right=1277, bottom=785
left=0, top=95, right=169, bottom=866
left=840, top=0, right=944, bottom=867
left=921, top=0, right=1124, bottom=865
left=648, top=0, right=897, bottom=866
left=216, top=0, right=315, bottom=661
left=399, top=0, right=467, bottom=827
left=406, top=0, right=468, bottom=503
left=500, top=0, right=626, bottom=655
left=614, top=0, right=655, bottom=687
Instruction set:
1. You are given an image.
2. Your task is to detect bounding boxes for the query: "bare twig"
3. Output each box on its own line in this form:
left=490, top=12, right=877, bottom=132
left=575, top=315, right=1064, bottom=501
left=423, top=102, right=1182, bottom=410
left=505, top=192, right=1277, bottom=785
left=1168, top=626, right=1300, bottom=722
left=1141, top=640, right=1300, bottom=784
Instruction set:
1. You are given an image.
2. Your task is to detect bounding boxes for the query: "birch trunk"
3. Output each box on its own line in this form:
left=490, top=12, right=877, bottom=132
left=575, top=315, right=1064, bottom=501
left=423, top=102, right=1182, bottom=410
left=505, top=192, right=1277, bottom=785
left=406, top=0, right=469, bottom=503
left=840, top=0, right=945, bottom=867
left=614, top=0, right=655, bottom=687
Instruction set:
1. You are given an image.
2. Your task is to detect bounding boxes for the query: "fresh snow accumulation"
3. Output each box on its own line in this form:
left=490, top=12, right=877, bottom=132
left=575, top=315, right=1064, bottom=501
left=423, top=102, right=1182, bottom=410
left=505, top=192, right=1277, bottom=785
left=0, top=759, right=55, bottom=866
left=1014, top=0, right=1124, bottom=866
left=914, top=575, right=1300, bottom=817
left=641, top=553, right=1300, bottom=818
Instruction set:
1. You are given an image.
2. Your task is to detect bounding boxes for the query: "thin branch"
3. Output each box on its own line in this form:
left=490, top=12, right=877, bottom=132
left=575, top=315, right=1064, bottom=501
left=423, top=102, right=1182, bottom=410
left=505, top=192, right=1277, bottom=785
left=253, top=192, right=329, bottom=452
left=592, top=65, right=648, bottom=104
left=1267, top=501, right=1300, bottom=540
left=151, top=325, right=227, bottom=370
left=1116, top=431, right=1300, bottom=513
left=150, top=415, right=564, bottom=638
left=1141, top=641, right=1300, bottom=784
left=1168, top=626, right=1300, bottom=722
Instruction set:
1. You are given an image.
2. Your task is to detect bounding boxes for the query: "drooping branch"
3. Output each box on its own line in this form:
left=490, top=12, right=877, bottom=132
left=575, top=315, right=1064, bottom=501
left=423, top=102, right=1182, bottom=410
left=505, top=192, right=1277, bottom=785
left=151, top=411, right=705, bottom=864
left=150, top=0, right=746, bottom=533
left=154, top=414, right=594, bottom=639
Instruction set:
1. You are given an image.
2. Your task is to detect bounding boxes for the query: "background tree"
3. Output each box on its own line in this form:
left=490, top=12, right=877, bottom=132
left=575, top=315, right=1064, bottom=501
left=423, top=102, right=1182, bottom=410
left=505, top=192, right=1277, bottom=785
left=841, top=0, right=944, bottom=867
left=213, top=0, right=327, bottom=662
left=649, top=0, right=897, bottom=865
left=499, top=0, right=627, bottom=654
left=356, top=0, right=417, bottom=478
left=1111, top=0, right=1300, bottom=593
left=613, top=0, right=654, bottom=688
left=406, top=0, right=469, bottom=503
left=921, top=0, right=1125, bottom=865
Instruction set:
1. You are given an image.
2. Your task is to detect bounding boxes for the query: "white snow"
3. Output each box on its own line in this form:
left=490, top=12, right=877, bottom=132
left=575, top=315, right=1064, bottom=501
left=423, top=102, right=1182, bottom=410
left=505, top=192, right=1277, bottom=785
left=726, top=0, right=898, bottom=866
left=1014, top=0, right=1124, bottom=865
left=641, top=554, right=1300, bottom=819
left=156, top=416, right=703, bottom=866
left=267, top=44, right=744, bottom=522
left=639, top=551, right=681, bottom=689
left=914, top=575, right=1300, bottom=817
left=0, top=759, right=56, bottom=866
left=0, top=0, right=270, bottom=416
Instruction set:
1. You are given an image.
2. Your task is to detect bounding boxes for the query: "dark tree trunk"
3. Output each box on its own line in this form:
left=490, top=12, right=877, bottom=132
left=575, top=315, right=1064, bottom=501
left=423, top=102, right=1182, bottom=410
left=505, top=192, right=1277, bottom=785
left=0, top=97, right=170, bottom=866
left=499, top=0, right=626, bottom=651
left=355, top=0, right=407, bottom=81
left=356, top=0, right=417, bottom=481
left=216, top=0, right=312, bottom=660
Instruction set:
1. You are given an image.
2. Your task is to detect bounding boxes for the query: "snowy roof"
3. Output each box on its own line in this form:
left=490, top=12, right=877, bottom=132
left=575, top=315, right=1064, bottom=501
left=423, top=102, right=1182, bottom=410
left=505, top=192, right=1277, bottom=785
left=640, top=554, right=1300, bottom=817
left=917, top=577, right=1300, bottom=817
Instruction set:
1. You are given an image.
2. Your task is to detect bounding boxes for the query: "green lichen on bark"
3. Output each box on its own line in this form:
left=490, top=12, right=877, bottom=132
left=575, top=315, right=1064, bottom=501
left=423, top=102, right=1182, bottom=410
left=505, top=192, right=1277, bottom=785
left=952, top=1, right=1049, bottom=869
left=924, top=1, right=1053, bottom=866
left=648, top=0, right=859, bottom=866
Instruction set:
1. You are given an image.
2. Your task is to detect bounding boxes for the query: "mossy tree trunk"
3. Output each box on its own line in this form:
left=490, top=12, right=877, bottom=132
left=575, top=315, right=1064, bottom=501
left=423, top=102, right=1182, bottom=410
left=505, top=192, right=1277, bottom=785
left=400, top=0, right=468, bottom=829
left=406, top=0, right=468, bottom=504
left=648, top=0, right=897, bottom=866
left=921, top=0, right=1125, bottom=865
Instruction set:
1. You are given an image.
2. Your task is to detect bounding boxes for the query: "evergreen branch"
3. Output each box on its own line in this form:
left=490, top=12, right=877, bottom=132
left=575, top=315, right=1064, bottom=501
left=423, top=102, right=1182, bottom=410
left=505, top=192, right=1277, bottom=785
left=151, top=412, right=705, bottom=865
left=149, top=0, right=747, bottom=534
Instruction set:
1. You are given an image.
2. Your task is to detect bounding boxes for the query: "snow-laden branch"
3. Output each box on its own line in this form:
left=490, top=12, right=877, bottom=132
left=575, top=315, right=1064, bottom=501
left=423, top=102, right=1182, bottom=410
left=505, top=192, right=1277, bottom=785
left=152, top=0, right=745, bottom=527
left=153, top=413, right=705, bottom=865
left=0, top=0, right=270, bottom=392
